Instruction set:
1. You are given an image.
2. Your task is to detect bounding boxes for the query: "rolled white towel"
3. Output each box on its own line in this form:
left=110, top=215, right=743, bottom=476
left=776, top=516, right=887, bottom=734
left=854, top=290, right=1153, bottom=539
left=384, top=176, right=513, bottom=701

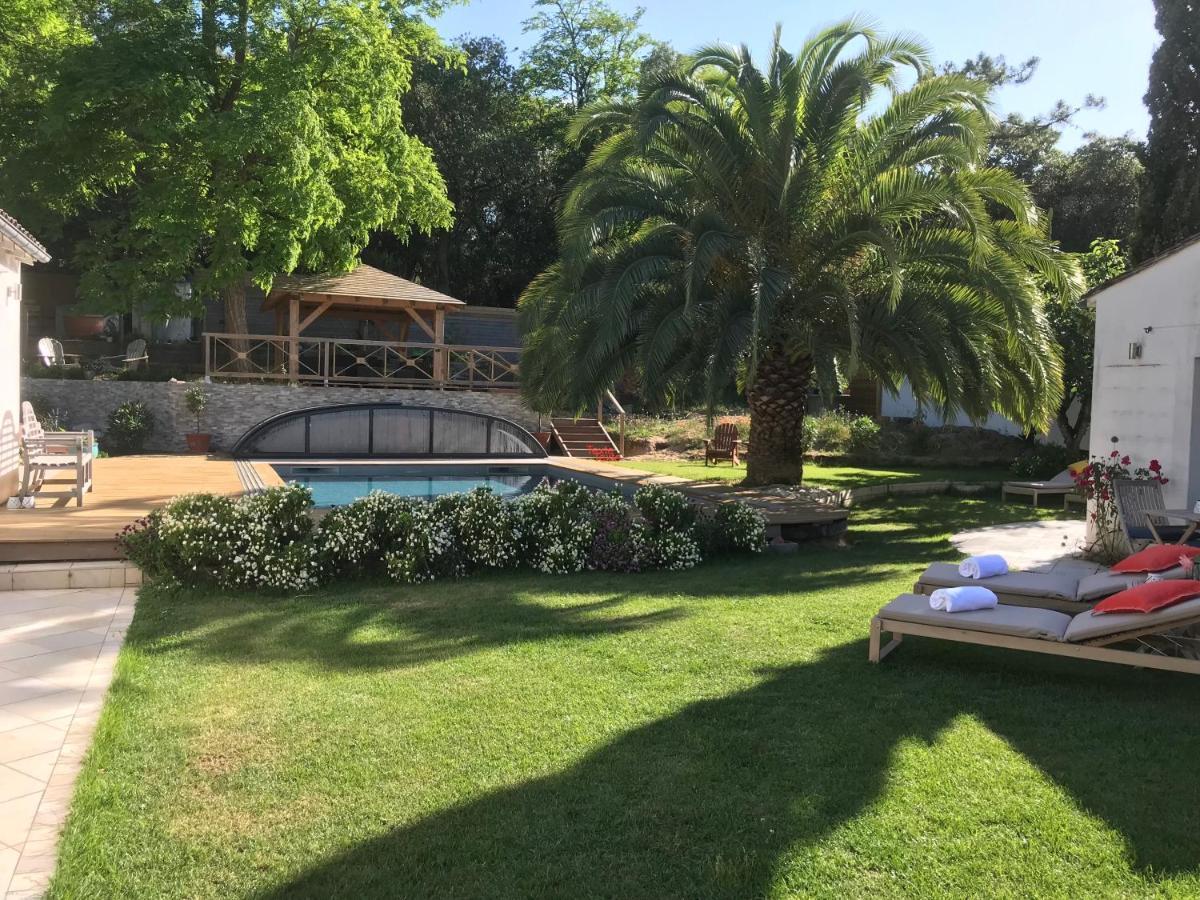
left=958, top=554, right=1009, bottom=579
left=930, top=586, right=999, bottom=613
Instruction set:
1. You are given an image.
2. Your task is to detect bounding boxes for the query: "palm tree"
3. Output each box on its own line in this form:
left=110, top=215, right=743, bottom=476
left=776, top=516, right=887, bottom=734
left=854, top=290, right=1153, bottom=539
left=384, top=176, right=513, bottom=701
left=520, top=21, right=1082, bottom=485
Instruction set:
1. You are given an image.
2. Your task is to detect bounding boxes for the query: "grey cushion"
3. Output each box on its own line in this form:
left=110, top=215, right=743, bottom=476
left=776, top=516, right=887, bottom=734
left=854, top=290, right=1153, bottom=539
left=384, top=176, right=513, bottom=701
left=1063, top=596, right=1200, bottom=643
left=1075, top=566, right=1186, bottom=601
left=918, top=562, right=1079, bottom=602
left=879, top=593, right=1072, bottom=641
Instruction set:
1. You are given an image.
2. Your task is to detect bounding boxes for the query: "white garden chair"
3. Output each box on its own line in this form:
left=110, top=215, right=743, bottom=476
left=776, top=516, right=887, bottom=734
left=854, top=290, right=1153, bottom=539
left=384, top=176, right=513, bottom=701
left=19, top=401, right=94, bottom=507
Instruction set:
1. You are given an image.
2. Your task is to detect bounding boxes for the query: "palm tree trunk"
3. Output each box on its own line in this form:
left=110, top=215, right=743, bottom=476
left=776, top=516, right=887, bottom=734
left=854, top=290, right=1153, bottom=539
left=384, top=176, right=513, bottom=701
left=745, top=348, right=812, bottom=486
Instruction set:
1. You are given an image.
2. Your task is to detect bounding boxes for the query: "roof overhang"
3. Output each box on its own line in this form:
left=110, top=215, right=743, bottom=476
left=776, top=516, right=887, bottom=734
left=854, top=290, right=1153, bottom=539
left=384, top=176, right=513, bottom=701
left=0, top=209, right=50, bottom=264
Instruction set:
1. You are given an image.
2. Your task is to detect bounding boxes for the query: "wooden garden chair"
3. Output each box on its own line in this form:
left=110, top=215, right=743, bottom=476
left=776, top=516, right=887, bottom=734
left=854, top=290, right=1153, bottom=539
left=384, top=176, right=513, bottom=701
left=1113, top=479, right=1190, bottom=547
left=704, top=423, right=744, bottom=466
left=19, top=401, right=94, bottom=507
left=36, top=336, right=82, bottom=368
left=98, top=338, right=149, bottom=372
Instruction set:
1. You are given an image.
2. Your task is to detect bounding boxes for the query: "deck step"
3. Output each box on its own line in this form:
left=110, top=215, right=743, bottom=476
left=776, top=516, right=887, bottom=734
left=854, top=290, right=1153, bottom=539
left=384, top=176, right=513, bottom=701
left=549, top=417, right=620, bottom=459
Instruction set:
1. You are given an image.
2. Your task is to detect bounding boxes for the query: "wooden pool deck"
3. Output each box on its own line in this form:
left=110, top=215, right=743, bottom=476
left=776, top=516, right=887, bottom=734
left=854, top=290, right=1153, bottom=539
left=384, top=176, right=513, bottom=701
left=0, top=456, right=281, bottom=562
left=551, top=457, right=850, bottom=538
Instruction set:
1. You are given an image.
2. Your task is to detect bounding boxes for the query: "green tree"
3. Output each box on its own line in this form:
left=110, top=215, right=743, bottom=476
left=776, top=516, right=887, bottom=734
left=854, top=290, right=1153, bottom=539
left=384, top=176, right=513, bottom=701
left=521, top=23, right=1081, bottom=485
left=1046, top=238, right=1128, bottom=453
left=0, top=0, right=453, bottom=330
left=367, top=36, right=569, bottom=306
left=521, top=0, right=657, bottom=109
left=1033, top=137, right=1143, bottom=252
left=1136, top=0, right=1200, bottom=260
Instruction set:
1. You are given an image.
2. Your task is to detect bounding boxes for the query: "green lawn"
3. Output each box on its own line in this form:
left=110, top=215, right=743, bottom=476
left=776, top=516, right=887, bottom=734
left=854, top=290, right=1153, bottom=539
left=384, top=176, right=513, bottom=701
left=49, top=497, right=1200, bottom=899
left=615, top=457, right=1012, bottom=488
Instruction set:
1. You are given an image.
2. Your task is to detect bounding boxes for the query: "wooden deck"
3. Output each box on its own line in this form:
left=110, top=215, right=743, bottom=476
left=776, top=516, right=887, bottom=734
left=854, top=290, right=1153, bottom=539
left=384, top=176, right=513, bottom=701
left=549, top=457, right=850, bottom=538
left=0, top=456, right=281, bottom=562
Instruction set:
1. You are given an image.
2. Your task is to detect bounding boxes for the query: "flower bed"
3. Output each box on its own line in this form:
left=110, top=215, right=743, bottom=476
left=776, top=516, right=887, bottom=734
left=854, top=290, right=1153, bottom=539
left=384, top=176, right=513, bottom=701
left=120, top=481, right=767, bottom=591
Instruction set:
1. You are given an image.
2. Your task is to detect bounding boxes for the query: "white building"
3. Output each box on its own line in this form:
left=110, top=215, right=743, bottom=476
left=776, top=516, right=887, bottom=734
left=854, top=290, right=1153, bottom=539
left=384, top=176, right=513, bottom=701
left=1089, top=233, right=1200, bottom=508
left=0, top=209, right=51, bottom=503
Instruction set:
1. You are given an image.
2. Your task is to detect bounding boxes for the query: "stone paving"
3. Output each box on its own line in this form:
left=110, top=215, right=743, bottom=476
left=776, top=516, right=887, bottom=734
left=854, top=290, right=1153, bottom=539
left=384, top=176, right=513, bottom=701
left=950, top=518, right=1096, bottom=573
left=0, top=586, right=134, bottom=898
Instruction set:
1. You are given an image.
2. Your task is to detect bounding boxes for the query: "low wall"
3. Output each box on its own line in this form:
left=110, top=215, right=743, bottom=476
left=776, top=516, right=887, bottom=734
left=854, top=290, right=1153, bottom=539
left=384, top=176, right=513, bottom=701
left=21, top=378, right=541, bottom=454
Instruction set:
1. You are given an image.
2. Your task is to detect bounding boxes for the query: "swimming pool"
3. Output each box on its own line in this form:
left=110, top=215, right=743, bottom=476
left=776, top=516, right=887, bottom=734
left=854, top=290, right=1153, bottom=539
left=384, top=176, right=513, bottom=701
left=270, top=463, right=561, bottom=507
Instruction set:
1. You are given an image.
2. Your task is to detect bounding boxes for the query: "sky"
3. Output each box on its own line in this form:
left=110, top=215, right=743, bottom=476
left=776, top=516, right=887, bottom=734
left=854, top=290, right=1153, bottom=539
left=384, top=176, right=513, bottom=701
left=432, top=0, right=1160, bottom=150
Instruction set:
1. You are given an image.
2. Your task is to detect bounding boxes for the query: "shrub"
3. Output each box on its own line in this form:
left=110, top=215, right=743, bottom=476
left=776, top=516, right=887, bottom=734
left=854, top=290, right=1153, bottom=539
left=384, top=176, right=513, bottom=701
left=184, top=386, right=208, bottom=433
left=121, top=481, right=768, bottom=590
left=512, top=480, right=597, bottom=574
left=588, top=491, right=645, bottom=572
left=846, top=415, right=881, bottom=453
left=105, top=401, right=154, bottom=454
left=802, top=411, right=879, bottom=454
left=700, top=503, right=767, bottom=555
left=1010, top=444, right=1073, bottom=480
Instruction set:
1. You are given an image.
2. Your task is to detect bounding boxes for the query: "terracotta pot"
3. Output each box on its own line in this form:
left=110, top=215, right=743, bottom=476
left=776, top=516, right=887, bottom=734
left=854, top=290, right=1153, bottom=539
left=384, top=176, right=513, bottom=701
left=185, top=433, right=211, bottom=454
left=62, top=314, right=109, bottom=338
left=532, top=431, right=552, bottom=448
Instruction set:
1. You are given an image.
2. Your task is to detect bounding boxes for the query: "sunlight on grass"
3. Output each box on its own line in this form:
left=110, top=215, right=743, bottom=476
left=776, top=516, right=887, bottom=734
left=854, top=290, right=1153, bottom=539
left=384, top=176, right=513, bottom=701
left=47, top=496, right=1200, bottom=899
left=614, top=458, right=1011, bottom=488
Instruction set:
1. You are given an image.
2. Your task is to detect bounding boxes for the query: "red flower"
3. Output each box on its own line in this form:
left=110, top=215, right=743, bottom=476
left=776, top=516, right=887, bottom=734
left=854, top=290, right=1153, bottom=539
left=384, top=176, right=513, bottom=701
left=1110, top=450, right=1120, bottom=458
left=1121, top=455, right=1131, bottom=465
left=1149, top=459, right=1162, bottom=472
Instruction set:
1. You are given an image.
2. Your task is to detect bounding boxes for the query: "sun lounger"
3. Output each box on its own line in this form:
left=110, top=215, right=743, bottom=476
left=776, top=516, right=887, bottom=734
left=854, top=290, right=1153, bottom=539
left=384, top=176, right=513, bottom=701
left=869, top=593, right=1200, bottom=676
left=1002, top=465, right=1085, bottom=508
left=912, top=562, right=1171, bottom=613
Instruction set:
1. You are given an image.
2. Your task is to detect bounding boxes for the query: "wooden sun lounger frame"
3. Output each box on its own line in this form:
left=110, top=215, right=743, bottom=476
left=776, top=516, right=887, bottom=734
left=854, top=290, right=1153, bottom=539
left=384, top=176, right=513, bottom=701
left=869, top=610, right=1200, bottom=676
left=911, top=579, right=1093, bottom=615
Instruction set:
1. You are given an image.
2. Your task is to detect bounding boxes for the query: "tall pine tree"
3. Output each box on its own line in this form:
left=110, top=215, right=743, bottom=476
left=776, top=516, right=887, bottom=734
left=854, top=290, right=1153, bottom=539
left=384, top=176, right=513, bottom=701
left=1136, top=0, right=1200, bottom=260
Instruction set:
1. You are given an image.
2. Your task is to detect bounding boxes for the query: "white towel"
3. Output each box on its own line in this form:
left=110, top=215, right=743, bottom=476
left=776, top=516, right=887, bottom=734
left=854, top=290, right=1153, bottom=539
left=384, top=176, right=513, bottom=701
left=930, top=586, right=999, bottom=613
left=958, top=554, right=1009, bottom=579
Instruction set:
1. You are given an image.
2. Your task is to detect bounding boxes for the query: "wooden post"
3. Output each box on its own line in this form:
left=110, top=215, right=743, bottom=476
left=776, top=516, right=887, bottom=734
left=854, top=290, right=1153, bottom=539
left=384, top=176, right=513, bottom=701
left=433, top=307, right=446, bottom=386
left=288, top=295, right=299, bottom=383
left=273, top=306, right=284, bottom=373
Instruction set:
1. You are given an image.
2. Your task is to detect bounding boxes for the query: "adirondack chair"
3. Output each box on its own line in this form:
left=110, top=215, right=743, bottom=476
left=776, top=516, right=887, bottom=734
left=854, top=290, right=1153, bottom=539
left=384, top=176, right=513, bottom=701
left=19, top=401, right=94, bottom=507
left=704, top=422, right=744, bottom=466
left=36, top=337, right=82, bottom=368
left=99, top=338, right=149, bottom=371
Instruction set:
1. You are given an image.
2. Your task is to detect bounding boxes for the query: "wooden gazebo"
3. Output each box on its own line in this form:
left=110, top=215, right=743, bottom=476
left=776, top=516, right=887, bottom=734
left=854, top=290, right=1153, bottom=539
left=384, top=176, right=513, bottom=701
left=264, top=263, right=465, bottom=382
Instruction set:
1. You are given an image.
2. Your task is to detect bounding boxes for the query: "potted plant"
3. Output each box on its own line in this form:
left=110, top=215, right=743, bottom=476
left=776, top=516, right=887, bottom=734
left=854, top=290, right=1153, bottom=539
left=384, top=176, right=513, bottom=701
left=183, top=386, right=211, bottom=453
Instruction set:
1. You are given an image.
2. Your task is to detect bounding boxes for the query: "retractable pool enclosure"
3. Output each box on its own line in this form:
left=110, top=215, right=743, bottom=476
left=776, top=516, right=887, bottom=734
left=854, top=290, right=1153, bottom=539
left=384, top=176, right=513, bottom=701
left=232, top=404, right=547, bottom=459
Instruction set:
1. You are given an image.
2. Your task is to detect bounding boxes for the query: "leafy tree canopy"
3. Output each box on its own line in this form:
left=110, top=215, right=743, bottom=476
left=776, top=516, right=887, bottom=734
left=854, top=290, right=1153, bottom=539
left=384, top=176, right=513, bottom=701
left=1136, top=0, right=1200, bottom=260
left=366, top=35, right=570, bottom=306
left=0, top=0, right=455, bottom=326
left=521, top=0, right=660, bottom=109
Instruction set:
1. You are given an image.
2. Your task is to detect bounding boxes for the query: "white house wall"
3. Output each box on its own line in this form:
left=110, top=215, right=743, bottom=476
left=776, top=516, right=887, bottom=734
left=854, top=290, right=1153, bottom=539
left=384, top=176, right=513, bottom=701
left=1090, top=241, right=1200, bottom=508
left=0, top=245, right=21, bottom=502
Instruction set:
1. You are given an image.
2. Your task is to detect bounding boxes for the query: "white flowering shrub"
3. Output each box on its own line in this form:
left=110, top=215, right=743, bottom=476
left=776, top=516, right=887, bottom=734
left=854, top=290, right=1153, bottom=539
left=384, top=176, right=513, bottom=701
left=634, top=484, right=698, bottom=533
left=316, top=491, right=422, bottom=575
left=118, top=480, right=769, bottom=594
left=433, top=488, right=521, bottom=573
left=384, top=501, right=457, bottom=583
left=699, top=502, right=767, bottom=555
left=512, top=481, right=597, bottom=574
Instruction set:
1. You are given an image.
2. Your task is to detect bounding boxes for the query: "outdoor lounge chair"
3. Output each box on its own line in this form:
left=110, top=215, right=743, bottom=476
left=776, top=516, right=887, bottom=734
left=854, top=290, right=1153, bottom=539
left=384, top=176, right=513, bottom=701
left=704, top=423, right=744, bottom=466
left=1001, top=465, right=1085, bottom=508
left=869, top=593, right=1200, bottom=676
left=911, top=562, right=1171, bottom=613
left=36, top=336, right=81, bottom=368
left=98, top=338, right=148, bottom=372
left=1112, top=478, right=1195, bottom=547
left=19, top=401, right=93, bottom=507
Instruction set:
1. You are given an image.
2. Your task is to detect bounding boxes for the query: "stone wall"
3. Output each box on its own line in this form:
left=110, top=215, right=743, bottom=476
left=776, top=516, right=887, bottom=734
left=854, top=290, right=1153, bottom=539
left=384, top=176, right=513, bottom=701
left=21, top=378, right=541, bottom=453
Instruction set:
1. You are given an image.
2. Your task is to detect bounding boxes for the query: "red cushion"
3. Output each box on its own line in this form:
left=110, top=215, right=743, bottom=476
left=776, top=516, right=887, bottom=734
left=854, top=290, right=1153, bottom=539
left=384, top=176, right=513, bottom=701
left=1093, top=579, right=1200, bottom=615
left=1110, top=545, right=1200, bottom=574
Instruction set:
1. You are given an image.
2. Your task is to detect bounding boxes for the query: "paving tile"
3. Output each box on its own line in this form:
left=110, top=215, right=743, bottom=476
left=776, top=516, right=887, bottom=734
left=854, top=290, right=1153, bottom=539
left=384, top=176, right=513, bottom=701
left=11, top=570, right=70, bottom=592
left=6, top=752, right=59, bottom=783
left=28, top=630, right=106, bottom=654
left=0, top=845, right=19, bottom=897
left=0, top=666, right=24, bottom=684
left=67, top=567, right=116, bottom=589
left=0, top=708, right=38, bottom=735
left=15, top=850, right=58, bottom=875
left=4, top=691, right=81, bottom=725
left=0, top=765, right=46, bottom=803
left=0, top=642, right=51, bottom=665
left=0, top=794, right=42, bottom=846
left=6, top=870, right=51, bottom=893
left=0, top=723, right=69, bottom=765
left=0, top=678, right=60, bottom=707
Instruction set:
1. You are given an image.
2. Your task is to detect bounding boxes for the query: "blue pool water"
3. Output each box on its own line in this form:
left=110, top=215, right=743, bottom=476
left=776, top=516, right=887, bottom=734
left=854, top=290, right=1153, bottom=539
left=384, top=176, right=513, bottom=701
left=272, top=464, right=551, bottom=507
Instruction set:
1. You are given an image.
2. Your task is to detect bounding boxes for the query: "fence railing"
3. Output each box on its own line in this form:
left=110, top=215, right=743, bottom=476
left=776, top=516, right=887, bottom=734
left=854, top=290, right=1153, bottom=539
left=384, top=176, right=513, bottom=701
left=203, top=333, right=520, bottom=390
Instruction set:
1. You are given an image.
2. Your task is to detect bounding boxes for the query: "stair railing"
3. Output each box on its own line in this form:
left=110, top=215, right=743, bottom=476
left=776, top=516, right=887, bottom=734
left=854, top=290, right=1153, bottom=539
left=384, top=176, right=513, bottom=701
left=597, top=389, right=626, bottom=457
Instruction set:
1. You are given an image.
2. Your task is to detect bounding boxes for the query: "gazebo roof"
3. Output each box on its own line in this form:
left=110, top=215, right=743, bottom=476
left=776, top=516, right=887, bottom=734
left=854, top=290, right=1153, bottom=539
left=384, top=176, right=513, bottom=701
left=266, top=263, right=464, bottom=310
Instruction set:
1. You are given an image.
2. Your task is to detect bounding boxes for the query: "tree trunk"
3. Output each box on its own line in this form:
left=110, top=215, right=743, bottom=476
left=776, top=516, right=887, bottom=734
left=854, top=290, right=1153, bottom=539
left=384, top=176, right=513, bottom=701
left=744, top=348, right=813, bottom=486
left=223, top=280, right=251, bottom=373
left=1056, top=399, right=1091, bottom=456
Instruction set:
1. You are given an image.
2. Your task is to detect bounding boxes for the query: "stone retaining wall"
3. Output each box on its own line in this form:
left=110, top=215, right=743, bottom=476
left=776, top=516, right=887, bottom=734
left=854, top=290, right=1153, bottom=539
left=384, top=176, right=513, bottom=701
left=21, top=378, right=541, bottom=453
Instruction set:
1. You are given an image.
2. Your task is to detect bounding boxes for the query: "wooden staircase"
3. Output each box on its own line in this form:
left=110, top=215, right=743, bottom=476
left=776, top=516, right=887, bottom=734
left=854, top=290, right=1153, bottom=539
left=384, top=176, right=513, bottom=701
left=550, top=416, right=620, bottom=459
